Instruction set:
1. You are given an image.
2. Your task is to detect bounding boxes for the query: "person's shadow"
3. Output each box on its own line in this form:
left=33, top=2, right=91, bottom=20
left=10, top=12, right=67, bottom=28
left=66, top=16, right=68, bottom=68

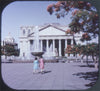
left=39, top=70, right=51, bottom=74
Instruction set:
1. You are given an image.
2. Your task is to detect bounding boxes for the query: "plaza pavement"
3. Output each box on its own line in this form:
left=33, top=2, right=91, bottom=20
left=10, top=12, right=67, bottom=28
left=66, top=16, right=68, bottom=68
left=1, top=62, right=98, bottom=90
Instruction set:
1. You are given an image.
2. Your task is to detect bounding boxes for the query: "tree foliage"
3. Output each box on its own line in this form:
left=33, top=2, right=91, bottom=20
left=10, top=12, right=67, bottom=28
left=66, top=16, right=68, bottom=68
left=1, top=46, right=4, bottom=55
left=2, top=44, right=19, bottom=56
left=65, top=43, right=99, bottom=65
left=47, top=1, right=99, bottom=66
left=47, top=1, right=99, bottom=41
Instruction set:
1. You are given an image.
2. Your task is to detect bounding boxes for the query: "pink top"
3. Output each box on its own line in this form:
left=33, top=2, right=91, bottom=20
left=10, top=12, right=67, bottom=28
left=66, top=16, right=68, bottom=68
left=39, top=58, right=44, bottom=69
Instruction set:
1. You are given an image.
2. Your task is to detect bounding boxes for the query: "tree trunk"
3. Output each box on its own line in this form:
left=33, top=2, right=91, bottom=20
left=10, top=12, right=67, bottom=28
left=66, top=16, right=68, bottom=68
left=75, top=53, right=77, bottom=62
left=81, top=54, right=84, bottom=59
left=94, top=60, right=98, bottom=69
left=81, top=54, right=84, bottom=63
left=92, top=53, right=95, bottom=63
left=86, top=54, right=89, bottom=66
left=96, top=55, right=98, bottom=60
left=95, top=55, right=98, bottom=69
left=92, top=54, right=98, bottom=68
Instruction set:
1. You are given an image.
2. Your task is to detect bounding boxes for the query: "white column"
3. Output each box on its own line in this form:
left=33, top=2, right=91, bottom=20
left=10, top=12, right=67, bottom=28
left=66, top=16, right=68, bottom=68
left=33, top=40, right=34, bottom=50
left=59, top=39, right=61, bottom=56
left=53, top=39, right=55, bottom=52
left=46, top=39, right=49, bottom=52
left=71, top=39, right=73, bottom=57
left=27, top=40, right=30, bottom=60
left=71, top=39, right=73, bottom=47
left=64, top=39, right=67, bottom=56
left=41, top=40, right=43, bottom=51
left=19, top=41, right=22, bottom=57
left=53, top=39, right=55, bottom=56
left=65, top=39, right=67, bottom=49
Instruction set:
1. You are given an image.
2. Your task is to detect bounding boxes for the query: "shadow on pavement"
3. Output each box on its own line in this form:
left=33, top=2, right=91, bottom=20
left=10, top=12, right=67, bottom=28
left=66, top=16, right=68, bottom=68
left=73, top=71, right=99, bottom=87
left=78, top=64, right=95, bottom=68
left=42, top=70, right=52, bottom=74
left=38, top=70, right=52, bottom=74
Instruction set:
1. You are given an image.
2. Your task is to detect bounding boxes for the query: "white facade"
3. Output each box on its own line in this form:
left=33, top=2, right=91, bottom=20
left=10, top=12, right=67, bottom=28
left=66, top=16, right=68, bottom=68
left=19, top=24, right=82, bottom=60
left=4, top=33, right=15, bottom=44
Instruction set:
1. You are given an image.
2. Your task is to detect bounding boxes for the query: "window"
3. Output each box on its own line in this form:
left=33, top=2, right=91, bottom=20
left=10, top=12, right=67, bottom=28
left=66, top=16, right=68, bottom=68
left=23, top=52, right=25, bottom=57
left=30, top=40, right=33, bottom=45
left=23, top=29, right=25, bottom=35
left=67, top=39, right=71, bottom=45
left=28, top=29, right=30, bottom=34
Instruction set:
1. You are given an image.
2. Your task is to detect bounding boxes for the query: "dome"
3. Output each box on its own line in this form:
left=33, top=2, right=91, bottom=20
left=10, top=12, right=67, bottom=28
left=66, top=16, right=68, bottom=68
left=4, top=33, right=15, bottom=44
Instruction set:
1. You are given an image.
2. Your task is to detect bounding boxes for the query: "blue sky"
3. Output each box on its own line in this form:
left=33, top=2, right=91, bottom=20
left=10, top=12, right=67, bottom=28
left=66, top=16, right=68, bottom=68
left=1, top=1, right=98, bottom=46
left=1, top=1, right=71, bottom=44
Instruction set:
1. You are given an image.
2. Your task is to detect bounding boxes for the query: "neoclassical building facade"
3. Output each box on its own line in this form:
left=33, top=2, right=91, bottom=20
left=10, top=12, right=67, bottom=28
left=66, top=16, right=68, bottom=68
left=19, top=23, right=83, bottom=60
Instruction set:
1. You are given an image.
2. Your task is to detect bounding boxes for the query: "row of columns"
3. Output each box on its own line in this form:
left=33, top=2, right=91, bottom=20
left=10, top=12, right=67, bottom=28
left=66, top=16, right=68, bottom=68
left=28, top=39, right=73, bottom=56
left=39, top=39, right=73, bottom=56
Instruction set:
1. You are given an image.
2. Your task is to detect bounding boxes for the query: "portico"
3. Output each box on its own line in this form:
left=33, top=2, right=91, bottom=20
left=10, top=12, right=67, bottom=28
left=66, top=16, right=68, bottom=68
left=19, top=24, right=76, bottom=60
left=28, top=36, right=73, bottom=57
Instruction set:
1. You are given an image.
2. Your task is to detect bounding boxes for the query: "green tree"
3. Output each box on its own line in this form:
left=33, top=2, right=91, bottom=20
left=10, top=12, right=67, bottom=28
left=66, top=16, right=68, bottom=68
left=1, top=46, right=4, bottom=55
left=87, top=43, right=99, bottom=62
left=71, top=43, right=99, bottom=66
left=3, top=44, right=19, bottom=59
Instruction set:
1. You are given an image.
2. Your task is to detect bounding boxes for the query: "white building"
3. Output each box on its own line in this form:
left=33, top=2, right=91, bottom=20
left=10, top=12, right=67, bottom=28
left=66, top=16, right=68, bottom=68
left=19, top=23, right=83, bottom=60
left=1, top=33, right=19, bottom=61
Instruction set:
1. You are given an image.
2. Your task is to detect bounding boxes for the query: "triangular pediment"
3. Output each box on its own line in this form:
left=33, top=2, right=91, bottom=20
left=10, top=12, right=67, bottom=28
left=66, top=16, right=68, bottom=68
left=29, top=25, right=66, bottom=37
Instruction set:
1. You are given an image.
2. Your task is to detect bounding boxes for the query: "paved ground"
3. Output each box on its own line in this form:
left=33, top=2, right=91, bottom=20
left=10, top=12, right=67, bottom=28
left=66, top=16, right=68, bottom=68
left=1, top=62, right=98, bottom=90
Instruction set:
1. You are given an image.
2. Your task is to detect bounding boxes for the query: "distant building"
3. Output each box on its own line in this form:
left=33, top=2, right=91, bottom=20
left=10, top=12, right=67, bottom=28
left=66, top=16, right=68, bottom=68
left=3, top=33, right=18, bottom=49
left=19, top=23, right=84, bottom=60
left=1, top=33, right=19, bottom=60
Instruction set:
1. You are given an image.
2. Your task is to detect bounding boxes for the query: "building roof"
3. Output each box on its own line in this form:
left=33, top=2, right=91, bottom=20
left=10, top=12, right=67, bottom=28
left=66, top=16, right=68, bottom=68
left=28, top=24, right=68, bottom=37
left=4, top=33, right=15, bottom=44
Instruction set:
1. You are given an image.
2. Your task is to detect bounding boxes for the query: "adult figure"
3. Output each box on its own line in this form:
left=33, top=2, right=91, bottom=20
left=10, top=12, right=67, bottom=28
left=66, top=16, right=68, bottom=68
left=39, top=56, right=44, bottom=73
left=33, top=57, right=39, bottom=73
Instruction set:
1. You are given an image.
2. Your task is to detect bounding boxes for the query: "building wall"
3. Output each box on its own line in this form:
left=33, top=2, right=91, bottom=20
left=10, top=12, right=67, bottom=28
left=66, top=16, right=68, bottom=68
left=19, top=25, right=82, bottom=60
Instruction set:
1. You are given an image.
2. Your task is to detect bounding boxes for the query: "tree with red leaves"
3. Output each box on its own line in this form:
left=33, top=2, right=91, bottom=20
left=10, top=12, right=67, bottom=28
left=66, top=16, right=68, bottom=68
left=47, top=1, right=99, bottom=67
left=47, top=1, right=99, bottom=42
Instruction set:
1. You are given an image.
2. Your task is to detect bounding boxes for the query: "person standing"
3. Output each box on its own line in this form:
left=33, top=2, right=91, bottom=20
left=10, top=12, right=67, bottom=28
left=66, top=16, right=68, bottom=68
left=39, top=56, right=44, bottom=73
left=33, top=57, right=39, bottom=73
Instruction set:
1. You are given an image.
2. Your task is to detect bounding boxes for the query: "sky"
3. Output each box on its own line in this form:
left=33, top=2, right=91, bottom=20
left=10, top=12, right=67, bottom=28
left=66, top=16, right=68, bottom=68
left=1, top=1, right=71, bottom=43
left=1, top=1, right=98, bottom=46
